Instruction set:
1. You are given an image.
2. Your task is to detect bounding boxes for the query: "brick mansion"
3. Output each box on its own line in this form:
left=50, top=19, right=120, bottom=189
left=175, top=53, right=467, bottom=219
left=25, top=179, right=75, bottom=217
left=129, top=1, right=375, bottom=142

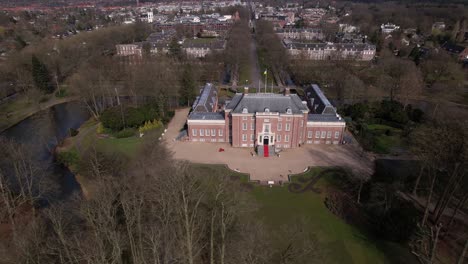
left=186, top=84, right=346, bottom=156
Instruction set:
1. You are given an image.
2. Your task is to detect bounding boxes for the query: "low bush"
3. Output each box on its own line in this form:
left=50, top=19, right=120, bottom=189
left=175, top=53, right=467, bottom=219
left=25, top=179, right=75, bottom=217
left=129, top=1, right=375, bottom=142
left=139, top=119, right=162, bottom=133
left=57, top=150, right=79, bottom=167
left=55, top=89, right=67, bottom=98
left=115, top=128, right=135, bottom=138
left=69, top=128, right=79, bottom=137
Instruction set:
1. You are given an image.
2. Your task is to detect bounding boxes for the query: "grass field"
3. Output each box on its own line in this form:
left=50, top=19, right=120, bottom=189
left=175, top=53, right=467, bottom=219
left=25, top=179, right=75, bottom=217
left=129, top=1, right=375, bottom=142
left=190, top=165, right=415, bottom=264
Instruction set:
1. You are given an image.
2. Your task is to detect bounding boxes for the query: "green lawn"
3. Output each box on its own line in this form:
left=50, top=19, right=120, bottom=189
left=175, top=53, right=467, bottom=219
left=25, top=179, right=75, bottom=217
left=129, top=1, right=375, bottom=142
left=96, top=136, right=142, bottom=157
left=189, top=165, right=414, bottom=264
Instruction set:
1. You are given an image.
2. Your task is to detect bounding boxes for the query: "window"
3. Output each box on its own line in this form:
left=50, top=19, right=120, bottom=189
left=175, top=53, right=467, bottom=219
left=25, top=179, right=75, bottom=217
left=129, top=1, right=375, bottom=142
left=192, top=129, right=197, bottom=136
left=263, top=124, right=270, bottom=133
left=211, top=129, right=216, bottom=136
left=250, top=134, right=254, bottom=141
left=277, top=123, right=282, bottom=131
left=315, top=131, right=320, bottom=139
left=219, top=129, right=223, bottom=137
left=242, top=107, right=248, bottom=113
left=242, top=123, right=247, bottom=130
left=242, top=116, right=247, bottom=120
left=335, top=131, right=340, bottom=139
left=285, top=135, right=290, bottom=142
left=327, top=131, right=332, bottom=138
left=321, top=131, right=326, bottom=138
left=308, top=131, right=313, bottom=139
left=242, top=134, right=247, bottom=141
left=286, top=108, right=292, bottom=114
left=277, top=135, right=281, bottom=142
left=264, top=108, right=270, bottom=113
left=264, top=119, right=270, bottom=123
left=200, top=129, right=204, bottom=136
left=205, top=129, right=210, bottom=136
left=285, top=123, right=291, bottom=131
left=251, top=123, right=255, bottom=130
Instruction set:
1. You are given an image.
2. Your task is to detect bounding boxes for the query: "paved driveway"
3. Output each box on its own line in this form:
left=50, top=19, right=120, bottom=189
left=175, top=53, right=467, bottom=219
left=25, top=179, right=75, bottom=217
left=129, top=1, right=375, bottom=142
left=165, top=108, right=374, bottom=182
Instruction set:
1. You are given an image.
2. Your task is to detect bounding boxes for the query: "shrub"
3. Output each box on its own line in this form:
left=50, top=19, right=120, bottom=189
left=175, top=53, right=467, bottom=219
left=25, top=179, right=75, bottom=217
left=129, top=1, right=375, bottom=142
left=115, top=128, right=135, bottom=138
left=57, top=150, right=79, bottom=167
left=101, top=107, right=124, bottom=130
left=138, top=119, right=162, bottom=133
left=96, top=122, right=105, bottom=134
left=69, top=128, right=79, bottom=137
left=55, top=89, right=67, bottom=98
left=125, top=107, right=146, bottom=128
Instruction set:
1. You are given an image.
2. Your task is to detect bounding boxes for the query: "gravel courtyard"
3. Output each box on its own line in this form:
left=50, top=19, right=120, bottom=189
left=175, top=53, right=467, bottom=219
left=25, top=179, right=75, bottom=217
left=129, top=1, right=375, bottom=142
left=165, top=108, right=374, bottom=182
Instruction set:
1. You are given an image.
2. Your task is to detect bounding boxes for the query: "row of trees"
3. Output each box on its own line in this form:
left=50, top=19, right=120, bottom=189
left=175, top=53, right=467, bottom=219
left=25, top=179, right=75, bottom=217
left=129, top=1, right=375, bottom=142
left=0, top=135, right=323, bottom=264
left=255, top=20, right=289, bottom=86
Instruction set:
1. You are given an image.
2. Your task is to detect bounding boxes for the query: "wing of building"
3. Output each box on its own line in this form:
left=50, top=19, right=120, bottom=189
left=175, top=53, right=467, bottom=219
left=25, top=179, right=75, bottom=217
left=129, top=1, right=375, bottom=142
left=187, top=84, right=346, bottom=152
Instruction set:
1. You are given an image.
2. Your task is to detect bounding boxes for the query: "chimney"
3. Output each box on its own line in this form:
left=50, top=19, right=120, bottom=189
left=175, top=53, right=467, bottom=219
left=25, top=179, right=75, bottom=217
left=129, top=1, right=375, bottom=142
left=244, top=87, right=249, bottom=95
left=285, top=87, right=290, bottom=96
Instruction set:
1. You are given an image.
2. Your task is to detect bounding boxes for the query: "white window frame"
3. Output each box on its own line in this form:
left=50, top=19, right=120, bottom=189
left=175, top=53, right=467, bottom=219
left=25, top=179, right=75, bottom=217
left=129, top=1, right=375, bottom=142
left=242, top=123, right=247, bottom=130
left=321, top=131, right=326, bottom=138
left=277, top=123, right=282, bottom=131
left=308, top=131, right=313, bottom=139
left=192, top=129, right=197, bottom=136
left=200, top=129, right=204, bottom=136
left=211, top=129, right=216, bottom=136
left=327, top=131, right=332, bottom=138
left=285, top=135, right=290, bottom=142
left=335, top=131, right=340, bottom=139
left=277, top=135, right=281, bottom=142
left=250, top=134, right=254, bottom=141
left=285, top=123, right=291, bottom=131
left=251, top=123, right=255, bottom=130
left=315, top=131, right=320, bottom=139
left=205, top=129, right=210, bottom=136
left=219, top=129, right=223, bottom=137
left=242, top=134, right=247, bottom=141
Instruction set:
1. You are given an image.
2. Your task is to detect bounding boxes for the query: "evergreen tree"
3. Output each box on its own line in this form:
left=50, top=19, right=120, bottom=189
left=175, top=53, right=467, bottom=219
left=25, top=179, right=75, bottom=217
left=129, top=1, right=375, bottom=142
left=179, top=64, right=196, bottom=107
left=31, top=55, right=53, bottom=93
left=168, top=37, right=182, bottom=59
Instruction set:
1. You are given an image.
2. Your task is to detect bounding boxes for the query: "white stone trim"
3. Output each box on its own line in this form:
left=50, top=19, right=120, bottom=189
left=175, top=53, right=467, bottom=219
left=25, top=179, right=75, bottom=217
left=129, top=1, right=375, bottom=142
left=307, top=121, right=346, bottom=127
left=188, top=120, right=226, bottom=124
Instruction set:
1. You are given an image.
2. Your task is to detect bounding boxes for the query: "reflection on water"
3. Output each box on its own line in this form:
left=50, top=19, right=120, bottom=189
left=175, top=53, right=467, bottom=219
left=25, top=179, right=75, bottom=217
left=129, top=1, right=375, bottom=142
left=1, top=102, right=90, bottom=199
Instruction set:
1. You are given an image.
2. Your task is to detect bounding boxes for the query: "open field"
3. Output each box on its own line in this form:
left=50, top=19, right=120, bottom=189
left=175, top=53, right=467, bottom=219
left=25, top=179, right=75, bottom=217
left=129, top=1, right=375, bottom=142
left=191, top=164, right=415, bottom=264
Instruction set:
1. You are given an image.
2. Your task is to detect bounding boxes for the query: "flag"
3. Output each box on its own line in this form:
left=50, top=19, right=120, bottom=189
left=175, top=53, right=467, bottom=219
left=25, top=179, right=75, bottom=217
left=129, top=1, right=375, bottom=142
left=263, top=69, right=267, bottom=75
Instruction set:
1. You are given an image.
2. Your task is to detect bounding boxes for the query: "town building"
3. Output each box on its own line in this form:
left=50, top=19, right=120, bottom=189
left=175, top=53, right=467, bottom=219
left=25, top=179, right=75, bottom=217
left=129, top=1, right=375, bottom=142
left=381, top=23, right=400, bottom=34
left=275, top=28, right=324, bottom=41
left=187, top=84, right=346, bottom=156
left=283, top=40, right=376, bottom=61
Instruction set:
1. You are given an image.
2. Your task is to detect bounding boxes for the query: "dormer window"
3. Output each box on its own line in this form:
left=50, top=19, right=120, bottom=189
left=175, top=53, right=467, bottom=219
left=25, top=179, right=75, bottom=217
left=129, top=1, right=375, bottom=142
left=242, top=107, right=248, bottom=114
left=264, top=108, right=270, bottom=113
left=286, top=108, right=292, bottom=114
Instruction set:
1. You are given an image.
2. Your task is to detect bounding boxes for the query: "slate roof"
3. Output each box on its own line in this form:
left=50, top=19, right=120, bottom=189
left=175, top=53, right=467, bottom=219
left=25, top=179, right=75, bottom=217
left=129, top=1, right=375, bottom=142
left=307, top=114, right=344, bottom=122
left=225, top=93, right=308, bottom=114
left=188, top=112, right=225, bottom=120
left=304, top=84, right=337, bottom=115
left=192, top=83, right=217, bottom=112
